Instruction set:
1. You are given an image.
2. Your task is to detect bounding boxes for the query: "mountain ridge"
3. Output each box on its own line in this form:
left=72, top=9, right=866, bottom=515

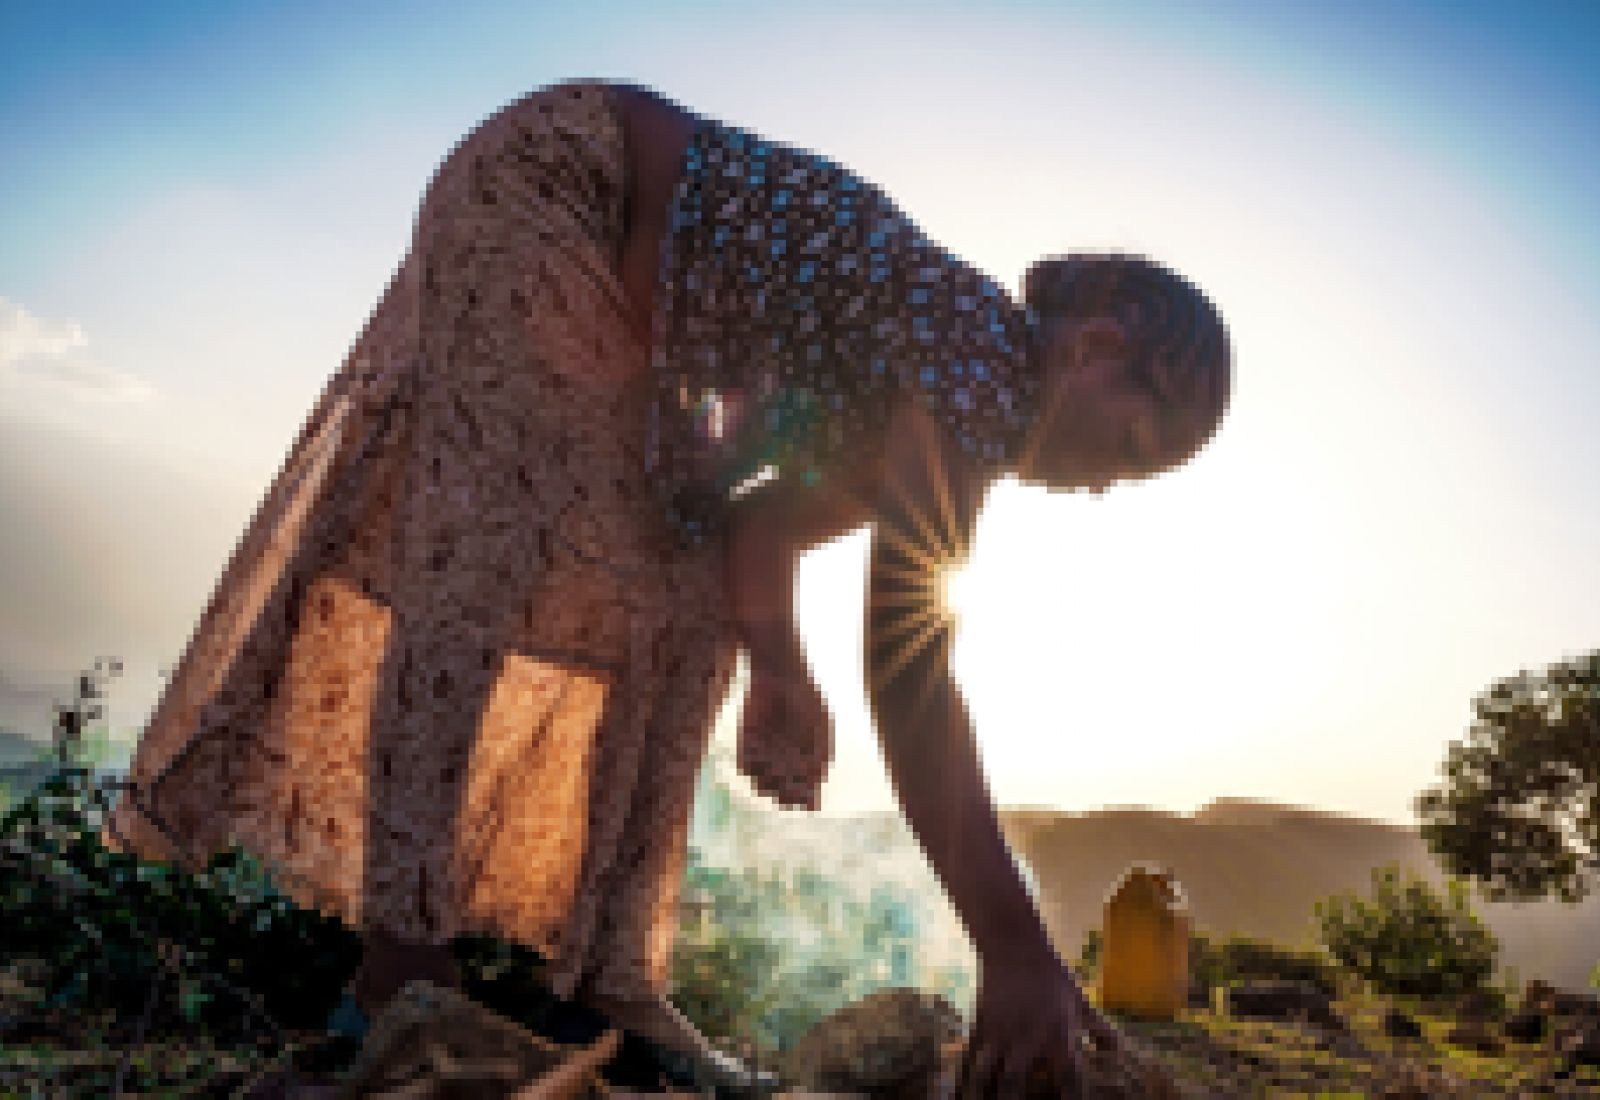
left=995, top=799, right=1600, bottom=997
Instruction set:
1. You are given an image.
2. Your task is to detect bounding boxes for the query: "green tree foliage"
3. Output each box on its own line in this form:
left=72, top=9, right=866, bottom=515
left=1190, top=931, right=1344, bottom=999
left=1312, top=862, right=1501, bottom=1007
left=669, top=733, right=976, bottom=1052
left=1413, top=648, right=1599, bottom=905
left=668, top=833, right=964, bottom=1054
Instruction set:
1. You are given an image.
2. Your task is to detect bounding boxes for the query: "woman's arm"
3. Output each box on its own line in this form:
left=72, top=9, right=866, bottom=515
left=865, top=398, right=1060, bottom=967
left=724, top=471, right=878, bottom=808
left=723, top=465, right=879, bottom=678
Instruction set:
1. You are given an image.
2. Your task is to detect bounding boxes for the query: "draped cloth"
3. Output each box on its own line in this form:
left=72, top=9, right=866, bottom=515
left=96, top=79, right=814, bottom=1004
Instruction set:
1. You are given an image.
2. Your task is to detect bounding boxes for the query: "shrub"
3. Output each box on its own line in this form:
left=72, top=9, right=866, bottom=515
left=1198, top=931, right=1344, bottom=999
left=0, top=660, right=566, bottom=1056
left=1, top=764, right=365, bottom=1048
left=1312, top=861, right=1500, bottom=1009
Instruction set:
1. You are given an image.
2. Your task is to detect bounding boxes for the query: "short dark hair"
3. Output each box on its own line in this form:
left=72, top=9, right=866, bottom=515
left=1024, top=252, right=1232, bottom=464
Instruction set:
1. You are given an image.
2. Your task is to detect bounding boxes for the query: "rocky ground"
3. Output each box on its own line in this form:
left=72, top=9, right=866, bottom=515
left=4, top=963, right=1600, bottom=1098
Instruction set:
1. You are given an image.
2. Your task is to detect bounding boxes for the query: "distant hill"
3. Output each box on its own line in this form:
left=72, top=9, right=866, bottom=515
left=0, top=668, right=68, bottom=756
left=0, top=722, right=56, bottom=768
left=996, top=798, right=1600, bottom=996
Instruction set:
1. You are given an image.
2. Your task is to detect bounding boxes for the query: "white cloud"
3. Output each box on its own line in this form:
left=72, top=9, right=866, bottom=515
left=0, top=297, right=162, bottom=407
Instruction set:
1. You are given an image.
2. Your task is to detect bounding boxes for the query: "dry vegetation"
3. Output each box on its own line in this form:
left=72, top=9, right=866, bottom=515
left=1097, top=982, right=1600, bottom=1099
left=6, top=961, right=1600, bottom=1098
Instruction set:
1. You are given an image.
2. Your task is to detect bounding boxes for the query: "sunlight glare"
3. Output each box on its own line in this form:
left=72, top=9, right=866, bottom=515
left=938, top=561, right=974, bottom=621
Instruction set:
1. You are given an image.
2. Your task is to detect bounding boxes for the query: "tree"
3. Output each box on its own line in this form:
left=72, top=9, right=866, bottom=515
left=1413, top=648, right=1599, bottom=905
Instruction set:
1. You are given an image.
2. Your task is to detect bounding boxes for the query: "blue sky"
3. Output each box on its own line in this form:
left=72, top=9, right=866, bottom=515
left=1, top=0, right=1596, bottom=832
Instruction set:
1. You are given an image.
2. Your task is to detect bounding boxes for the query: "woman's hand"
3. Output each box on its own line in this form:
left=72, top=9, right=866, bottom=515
left=735, top=661, right=831, bottom=811
left=955, top=948, right=1143, bottom=1100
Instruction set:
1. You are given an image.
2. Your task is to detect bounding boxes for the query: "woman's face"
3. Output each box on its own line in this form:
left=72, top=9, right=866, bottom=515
left=1014, top=315, right=1172, bottom=493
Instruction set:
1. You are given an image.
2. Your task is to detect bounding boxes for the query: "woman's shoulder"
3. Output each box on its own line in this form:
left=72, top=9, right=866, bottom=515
left=607, top=81, right=707, bottom=157
left=607, top=82, right=703, bottom=213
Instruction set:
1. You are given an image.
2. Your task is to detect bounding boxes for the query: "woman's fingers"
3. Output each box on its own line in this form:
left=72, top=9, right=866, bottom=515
left=993, top=1025, right=1052, bottom=1100
left=957, top=1035, right=1007, bottom=1100
left=513, top=1027, right=620, bottom=1100
left=958, top=1021, right=1111, bottom=1100
left=1059, top=1013, right=1089, bottom=1094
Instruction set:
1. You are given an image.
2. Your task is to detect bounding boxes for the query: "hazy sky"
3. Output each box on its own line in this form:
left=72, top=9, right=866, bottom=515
left=2, top=0, right=1596, bottom=831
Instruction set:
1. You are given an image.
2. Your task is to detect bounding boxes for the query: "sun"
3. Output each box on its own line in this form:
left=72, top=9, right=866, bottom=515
left=936, top=561, right=974, bottom=621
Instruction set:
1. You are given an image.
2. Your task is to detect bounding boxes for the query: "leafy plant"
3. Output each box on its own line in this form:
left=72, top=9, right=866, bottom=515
left=2, top=763, right=366, bottom=1045
left=1197, top=930, right=1344, bottom=999
left=1312, top=861, right=1501, bottom=1009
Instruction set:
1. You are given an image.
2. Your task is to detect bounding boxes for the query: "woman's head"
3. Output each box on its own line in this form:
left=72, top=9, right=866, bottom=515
left=1014, top=252, right=1232, bottom=493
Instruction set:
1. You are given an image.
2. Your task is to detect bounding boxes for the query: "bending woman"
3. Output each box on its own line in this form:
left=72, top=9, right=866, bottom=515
left=98, top=78, right=1231, bottom=1098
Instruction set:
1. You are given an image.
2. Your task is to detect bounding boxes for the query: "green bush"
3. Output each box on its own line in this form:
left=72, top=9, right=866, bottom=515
left=1312, top=861, right=1501, bottom=1009
left=0, top=690, right=564, bottom=1055
left=1199, top=931, right=1344, bottom=999
left=1, top=764, right=366, bottom=1047
left=0, top=756, right=656, bottom=1057
left=670, top=923, right=787, bottom=1045
left=663, top=842, right=964, bottom=1055
left=667, top=857, right=860, bottom=1053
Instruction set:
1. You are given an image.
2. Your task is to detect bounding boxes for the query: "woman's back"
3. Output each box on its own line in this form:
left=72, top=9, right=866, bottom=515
left=635, top=95, right=1043, bottom=547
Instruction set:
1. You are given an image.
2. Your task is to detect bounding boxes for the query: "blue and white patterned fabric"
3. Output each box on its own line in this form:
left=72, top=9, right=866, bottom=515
left=645, top=117, right=1044, bottom=547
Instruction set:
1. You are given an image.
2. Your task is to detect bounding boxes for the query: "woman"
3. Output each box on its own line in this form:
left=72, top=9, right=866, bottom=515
left=98, top=78, right=1230, bottom=1098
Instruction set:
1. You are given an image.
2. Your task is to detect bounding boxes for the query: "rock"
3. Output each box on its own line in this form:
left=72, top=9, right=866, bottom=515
left=1451, top=988, right=1503, bottom=1023
left=1549, top=1015, right=1600, bottom=1077
left=1218, top=980, right=1354, bottom=1036
left=1380, top=1008, right=1424, bottom=1040
left=777, top=987, right=1221, bottom=1099
left=337, top=979, right=614, bottom=1100
left=1442, top=1019, right=1504, bottom=1057
left=1508, top=978, right=1600, bottom=1076
left=1523, top=978, right=1600, bottom=1020
left=881, top=1037, right=968, bottom=1100
left=775, top=987, right=964, bottom=1095
left=1501, top=1008, right=1548, bottom=1044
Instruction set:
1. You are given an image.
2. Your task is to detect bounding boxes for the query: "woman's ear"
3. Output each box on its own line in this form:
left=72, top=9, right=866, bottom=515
left=1129, top=407, right=1164, bottom=470
left=1064, top=316, right=1131, bottom=354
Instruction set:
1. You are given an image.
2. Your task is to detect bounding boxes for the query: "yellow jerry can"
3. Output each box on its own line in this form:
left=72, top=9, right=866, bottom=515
left=1095, top=862, right=1192, bottom=1022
